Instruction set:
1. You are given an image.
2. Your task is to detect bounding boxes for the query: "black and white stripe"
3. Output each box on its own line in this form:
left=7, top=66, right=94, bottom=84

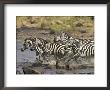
left=42, top=43, right=72, bottom=59
left=77, top=38, right=94, bottom=47
left=21, top=37, right=48, bottom=51
left=40, top=42, right=73, bottom=68
left=35, top=38, right=48, bottom=48
left=79, top=41, right=94, bottom=57
left=34, top=44, right=46, bottom=62
left=53, top=31, right=94, bottom=50
left=71, top=41, right=94, bottom=62
left=64, top=41, right=94, bottom=69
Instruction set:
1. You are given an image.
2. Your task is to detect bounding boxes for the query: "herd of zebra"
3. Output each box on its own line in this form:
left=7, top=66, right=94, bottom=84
left=21, top=31, right=94, bottom=69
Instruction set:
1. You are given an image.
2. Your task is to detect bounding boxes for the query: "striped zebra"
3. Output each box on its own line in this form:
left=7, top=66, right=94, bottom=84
left=40, top=42, right=73, bottom=69
left=69, top=41, right=94, bottom=63
left=33, top=44, right=47, bottom=63
left=21, top=37, right=49, bottom=62
left=63, top=41, right=94, bottom=70
left=21, top=37, right=48, bottom=51
left=54, top=31, right=94, bottom=54
left=79, top=41, right=94, bottom=57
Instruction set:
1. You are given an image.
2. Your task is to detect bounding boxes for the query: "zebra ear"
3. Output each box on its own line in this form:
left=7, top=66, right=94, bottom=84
left=60, top=30, right=64, bottom=34
left=30, top=37, right=36, bottom=42
left=24, top=38, right=28, bottom=41
left=45, top=39, right=50, bottom=43
left=32, top=38, right=36, bottom=42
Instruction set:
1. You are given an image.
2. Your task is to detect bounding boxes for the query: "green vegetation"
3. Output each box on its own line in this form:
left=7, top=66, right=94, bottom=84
left=16, top=16, right=94, bottom=33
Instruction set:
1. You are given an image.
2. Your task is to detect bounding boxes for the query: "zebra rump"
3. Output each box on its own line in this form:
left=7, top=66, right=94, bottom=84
left=79, top=41, right=94, bottom=57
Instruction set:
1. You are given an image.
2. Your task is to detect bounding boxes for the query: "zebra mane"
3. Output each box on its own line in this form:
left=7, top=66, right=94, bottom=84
left=37, top=37, right=49, bottom=44
left=25, top=37, right=36, bottom=42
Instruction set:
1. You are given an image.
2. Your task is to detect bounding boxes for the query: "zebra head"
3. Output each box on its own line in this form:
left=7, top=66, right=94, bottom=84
left=53, top=36, right=61, bottom=43
left=21, top=37, right=36, bottom=51
left=53, top=31, right=70, bottom=44
left=60, top=32, right=70, bottom=44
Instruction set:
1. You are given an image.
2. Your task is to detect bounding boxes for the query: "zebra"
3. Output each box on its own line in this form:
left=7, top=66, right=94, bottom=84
left=21, top=37, right=48, bottom=51
left=69, top=41, right=94, bottom=64
left=62, top=41, right=94, bottom=70
left=53, top=32, right=94, bottom=55
left=40, top=42, right=73, bottom=69
left=21, top=37, right=49, bottom=63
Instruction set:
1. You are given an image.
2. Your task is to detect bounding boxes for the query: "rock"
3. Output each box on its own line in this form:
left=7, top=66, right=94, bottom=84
left=32, top=62, right=42, bottom=67
left=22, top=67, right=41, bottom=74
left=44, top=66, right=52, bottom=69
left=56, top=71, right=65, bottom=74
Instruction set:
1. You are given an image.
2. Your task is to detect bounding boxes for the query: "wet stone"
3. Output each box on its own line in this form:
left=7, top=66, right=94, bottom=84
left=22, top=67, right=42, bottom=74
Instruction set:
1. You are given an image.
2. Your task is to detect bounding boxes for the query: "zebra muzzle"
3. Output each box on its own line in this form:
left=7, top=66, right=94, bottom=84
left=21, top=48, right=25, bottom=51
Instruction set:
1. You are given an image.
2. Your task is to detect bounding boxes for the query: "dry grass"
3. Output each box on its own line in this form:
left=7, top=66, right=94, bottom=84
left=16, top=16, right=94, bottom=33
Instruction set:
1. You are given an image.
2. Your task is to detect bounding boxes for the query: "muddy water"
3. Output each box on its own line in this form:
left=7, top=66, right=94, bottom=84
left=16, top=28, right=94, bottom=74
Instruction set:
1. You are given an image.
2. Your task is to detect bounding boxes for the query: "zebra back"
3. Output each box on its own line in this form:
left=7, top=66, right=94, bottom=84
left=42, top=42, right=73, bottom=60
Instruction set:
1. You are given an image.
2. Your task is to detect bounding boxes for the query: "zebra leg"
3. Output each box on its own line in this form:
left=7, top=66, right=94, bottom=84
left=56, top=60, right=59, bottom=69
left=65, top=61, right=70, bottom=70
left=66, top=64, right=70, bottom=70
left=74, top=56, right=79, bottom=63
left=36, top=55, right=42, bottom=65
left=71, top=53, right=80, bottom=63
left=39, top=55, right=43, bottom=64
